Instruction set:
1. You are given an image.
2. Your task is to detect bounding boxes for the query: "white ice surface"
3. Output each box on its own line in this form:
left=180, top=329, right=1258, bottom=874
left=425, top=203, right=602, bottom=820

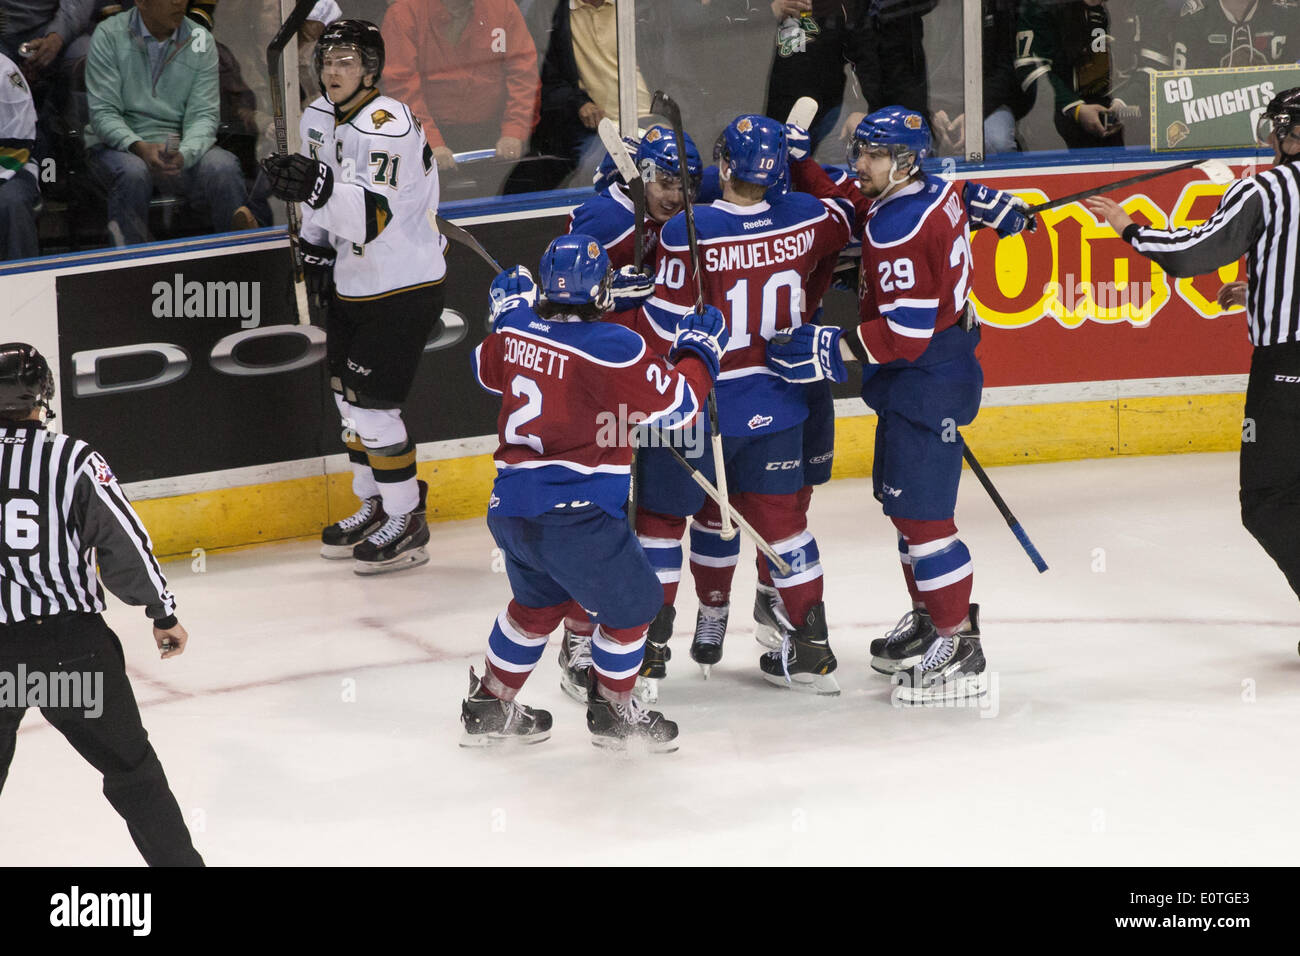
left=3, top=452, right=1298, bottom=866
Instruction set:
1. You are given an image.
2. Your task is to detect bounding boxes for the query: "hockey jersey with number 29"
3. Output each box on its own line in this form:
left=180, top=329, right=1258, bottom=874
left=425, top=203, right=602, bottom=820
left=299, top=90, right=447, bottom=298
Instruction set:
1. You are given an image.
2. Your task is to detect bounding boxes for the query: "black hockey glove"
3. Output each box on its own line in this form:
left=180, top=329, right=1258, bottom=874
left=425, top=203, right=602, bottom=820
left=261, top=153, right=334, bottom=209
left=298, top=238, right=336, bottom=314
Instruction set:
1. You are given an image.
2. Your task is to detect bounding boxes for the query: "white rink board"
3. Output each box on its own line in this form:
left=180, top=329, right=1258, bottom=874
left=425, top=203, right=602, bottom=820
left=2, top=452, right=1298, bottom=866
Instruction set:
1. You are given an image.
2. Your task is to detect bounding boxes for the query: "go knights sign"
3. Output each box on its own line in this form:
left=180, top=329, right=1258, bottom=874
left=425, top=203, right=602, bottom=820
left=1151, top=63, right=1300, bottom=151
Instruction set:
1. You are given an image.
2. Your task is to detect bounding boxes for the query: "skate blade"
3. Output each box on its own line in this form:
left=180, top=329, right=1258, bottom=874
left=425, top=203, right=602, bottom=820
left=459, top=728, right=552, bottom=748
left=753, top=623, right=783, bottom=650
left=590, top=734, right=679, bottom=755
left=698, top=663, right=712, bottom=679
left=320, top=543, right=356, bottom=559
left=633, top=676, right=660, bottom=704
left=353, top=547, right=430, bottom=576
left=893, top=672, right=988, bottom=705
left=869, top=653, right=924, bottom=676
left=559, top=672, right=590, bottom=704
left=761, top=670, right=841, bottom=696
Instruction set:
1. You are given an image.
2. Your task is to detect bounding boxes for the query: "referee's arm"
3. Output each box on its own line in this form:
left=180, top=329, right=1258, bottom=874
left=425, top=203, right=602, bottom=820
left=70, top=455, right=179, bottom=630
left=1086, top=179, right=1265, bottom=277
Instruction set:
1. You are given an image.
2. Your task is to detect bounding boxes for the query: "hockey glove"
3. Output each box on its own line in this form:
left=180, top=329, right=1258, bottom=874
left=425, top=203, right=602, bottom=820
left=298, top=238, right=336, bottom=315
left=670, top=305, right=730, bottom=382
left=766, top=324, right=848, bottom=384
left=785, top=123, right=811, bottom=162
left=963, top=182, right=1036, bottom=238
left=261, top=153, right=334, bottom=209
left=609, top=265, right=655, bottom=311
left=488, top=266, right=538, bottom=329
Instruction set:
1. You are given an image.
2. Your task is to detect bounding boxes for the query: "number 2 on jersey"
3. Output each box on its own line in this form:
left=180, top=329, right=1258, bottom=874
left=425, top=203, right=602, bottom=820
left=504, top=375, right=544, bottom=454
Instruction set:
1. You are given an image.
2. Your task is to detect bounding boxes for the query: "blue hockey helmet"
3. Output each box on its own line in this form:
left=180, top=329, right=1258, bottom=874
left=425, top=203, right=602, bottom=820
left=717, top=114, right=787, bottom=188
left=637, top=125, right=703, bottom=192
left=848, top=106, right=932, bottom=172
left=539, top=234, right=612, bottom=311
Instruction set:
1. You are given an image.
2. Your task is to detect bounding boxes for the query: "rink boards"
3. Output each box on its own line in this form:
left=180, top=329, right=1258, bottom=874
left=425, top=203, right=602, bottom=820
left=1, top=155, right=1258, bottom=557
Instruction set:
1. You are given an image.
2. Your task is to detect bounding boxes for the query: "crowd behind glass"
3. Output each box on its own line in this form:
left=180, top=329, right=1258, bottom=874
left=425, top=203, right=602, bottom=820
left=0, top=0, right=1295, bottom=261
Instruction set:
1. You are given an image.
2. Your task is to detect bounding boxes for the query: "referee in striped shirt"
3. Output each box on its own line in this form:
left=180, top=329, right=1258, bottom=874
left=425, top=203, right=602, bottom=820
left=0, top=342, right=202, bottom=865
left=1088, top=87, right=1300, bottom=619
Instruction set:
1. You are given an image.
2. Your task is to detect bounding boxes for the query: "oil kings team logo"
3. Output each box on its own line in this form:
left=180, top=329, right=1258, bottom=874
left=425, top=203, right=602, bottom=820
left=737, top=117, right=754, bottom=134
left=371, top=109, right=397, bottom=128
left=88, top=451, right=114, bottom=485
left=645, top=127, right=662, bottom=143
left=587, top=241, right=601, bottom=259
left=904, top=114, right=923, bottom=130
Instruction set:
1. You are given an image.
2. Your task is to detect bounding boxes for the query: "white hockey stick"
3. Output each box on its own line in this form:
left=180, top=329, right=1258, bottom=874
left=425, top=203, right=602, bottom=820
left=787, top=96, right=818, bottom=131
left=596, top=117, right=646, bottom=269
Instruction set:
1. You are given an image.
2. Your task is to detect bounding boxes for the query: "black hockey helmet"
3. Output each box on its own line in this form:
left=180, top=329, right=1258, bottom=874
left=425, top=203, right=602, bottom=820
left=313, top=19, right=385, bottom=95
left=0, top=342, right=55, bottom=419
left=1258, top=87, right=1300, bottom=162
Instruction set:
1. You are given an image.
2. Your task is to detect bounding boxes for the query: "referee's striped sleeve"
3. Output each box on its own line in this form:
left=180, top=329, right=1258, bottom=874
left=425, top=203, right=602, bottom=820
left=72, top=456, right=177, bottom=622
left=1125, top=179, right=1265, bottom=278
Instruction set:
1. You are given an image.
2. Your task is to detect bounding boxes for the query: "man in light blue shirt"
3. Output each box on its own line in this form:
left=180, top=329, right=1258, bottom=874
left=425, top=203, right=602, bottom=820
left=84, top=0, right=254, bottom=245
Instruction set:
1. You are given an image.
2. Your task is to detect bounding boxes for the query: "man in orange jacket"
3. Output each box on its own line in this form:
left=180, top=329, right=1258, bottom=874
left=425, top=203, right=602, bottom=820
left=382, top=0, right=540, bottom=173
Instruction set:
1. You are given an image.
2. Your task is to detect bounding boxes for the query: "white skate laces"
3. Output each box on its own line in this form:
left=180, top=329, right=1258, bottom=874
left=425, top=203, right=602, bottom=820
left=920, top=634, right=957, bottom=671
left=885, top=610, right=920, bottom=646
left=339, top=496, right=379, bottom=531
left=614, top=695, right=654, bottom=726
left=500, top=698, right=531, bottom=732
left=568, top=633, right=593, bottom=670
left=367, top=511, right=409, bottom=547
left=696, top=605, right=727, bottom=648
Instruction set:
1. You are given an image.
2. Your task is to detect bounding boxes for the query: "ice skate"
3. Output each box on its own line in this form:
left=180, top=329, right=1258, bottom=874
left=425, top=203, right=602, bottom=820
left=753, top=584, right=792, bottom=650
left=557, top=626, right=592, bottom=703
left=587, top=672, right=679, bottom=753
left=759, top=601, right=840, bottom=695
left=460, top=667, right=553, bottom=747
left=893, top=605, right=987, bottom=704
left=320, top=494, right=385, bottom=559
left=869, top=608, right=938, bottom=675
left=690, top=603, right=729, bottom=677
left=634, top=605, right=674, bottom=704
left=354, top=481, right=430, bottom=575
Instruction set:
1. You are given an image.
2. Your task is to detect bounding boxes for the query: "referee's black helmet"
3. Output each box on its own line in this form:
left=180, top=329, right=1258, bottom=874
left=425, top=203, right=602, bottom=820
left=1259, top=87, right=1300, bottom=162
left=0, top=342, right=55, bottom=419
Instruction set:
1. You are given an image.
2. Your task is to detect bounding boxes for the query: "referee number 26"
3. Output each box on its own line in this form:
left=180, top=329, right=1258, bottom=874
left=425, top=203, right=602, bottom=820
left=0, top=496, right=41, bottom=551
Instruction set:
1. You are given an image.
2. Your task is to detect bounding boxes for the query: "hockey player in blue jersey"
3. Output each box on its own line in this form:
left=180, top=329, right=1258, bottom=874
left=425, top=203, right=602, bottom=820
left=642, top=114, right=852, bottom=695
left=464, top=234, right=728, bottom=749
left=768, top=106, right=1032, bottom=702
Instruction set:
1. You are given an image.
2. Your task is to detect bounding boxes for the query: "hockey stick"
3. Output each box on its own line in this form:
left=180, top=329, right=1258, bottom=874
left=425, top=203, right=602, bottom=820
left=962, top=444, right=1048, bottom=573
left=595, top=118, right=646, bottom=530
left=596, top=118, right=647, bottom=270
left=665, top=445, right=792, bottom=576
left=972, top=159, right=1235, bottom=231
left=652, top=90, right=736, bottom=542
left=267, top=0, right=318, bottom=324
left=436, top=214, right=503, bottom=273
left=787, top=96, right=818, bottom=133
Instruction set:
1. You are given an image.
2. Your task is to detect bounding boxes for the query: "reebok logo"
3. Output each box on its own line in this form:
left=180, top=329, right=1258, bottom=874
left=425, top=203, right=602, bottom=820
left=528, top=321, right=552, bottom=333
left=743, top=218, right=775, bottom=230
left=747, top=414, right=774, bottom=430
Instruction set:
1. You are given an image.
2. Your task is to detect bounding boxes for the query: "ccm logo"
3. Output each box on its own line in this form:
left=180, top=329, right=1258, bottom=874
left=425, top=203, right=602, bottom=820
left=1275, top=374, right=1300, bottom=383
left=765, top=459, right=801, bottom=471
left=70, top=312, right=467, bottom=397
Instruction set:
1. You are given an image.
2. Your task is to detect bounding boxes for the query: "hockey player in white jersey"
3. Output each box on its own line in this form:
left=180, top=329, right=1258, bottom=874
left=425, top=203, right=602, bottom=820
left=262, top=19, right=446, bottom=575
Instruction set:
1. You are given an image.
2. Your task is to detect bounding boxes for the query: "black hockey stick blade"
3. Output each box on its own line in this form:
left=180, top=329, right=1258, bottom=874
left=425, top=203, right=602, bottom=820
left=963, top=445, right=1048, bottom=573
left=437, top=215, right=503, bottom=273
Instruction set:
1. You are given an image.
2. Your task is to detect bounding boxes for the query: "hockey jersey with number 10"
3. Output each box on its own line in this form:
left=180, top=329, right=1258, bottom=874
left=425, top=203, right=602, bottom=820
left=299, top=89, right=447, bottom=298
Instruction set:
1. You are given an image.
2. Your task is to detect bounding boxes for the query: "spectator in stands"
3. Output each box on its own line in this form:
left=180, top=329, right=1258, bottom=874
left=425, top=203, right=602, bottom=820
left=763, top=1, right=861, bottom=152
left=0, top=50, right=41, bottom=260
left=84, top=0, right=254, bottom=245
left=383, top=0, right=540, bottom=173
left=1163, top=0, right=1298, bottom=70
left=1016, top=0, right=1124, bottom=150
left=524, top=0, right=652, bottom=191
left=927, top=0, right=1036, bottom=156
left=0, top=1, right=97, bottom=70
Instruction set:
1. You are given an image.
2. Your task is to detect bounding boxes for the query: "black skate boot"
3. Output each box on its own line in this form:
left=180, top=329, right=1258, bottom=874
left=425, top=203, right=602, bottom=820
left=353, top=480, right=430, bottom=575
left=557, top=626, right=592, bottom=703
left=320, top=494, right=385, bottom=559
left=759, top=601, right=840, bottom=695
left=869, top=608, right=938, bottom=675
left=690, top=603, right=729, bottom=677
left=753, top=584, right=792, bottom=650
left=634, top=605, right=674, bottom=704
left=587, top=670, right=679, bottom=753
left=460, top=667, right=553, bottom=747
left=893, top=605, right=986, bottom=705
